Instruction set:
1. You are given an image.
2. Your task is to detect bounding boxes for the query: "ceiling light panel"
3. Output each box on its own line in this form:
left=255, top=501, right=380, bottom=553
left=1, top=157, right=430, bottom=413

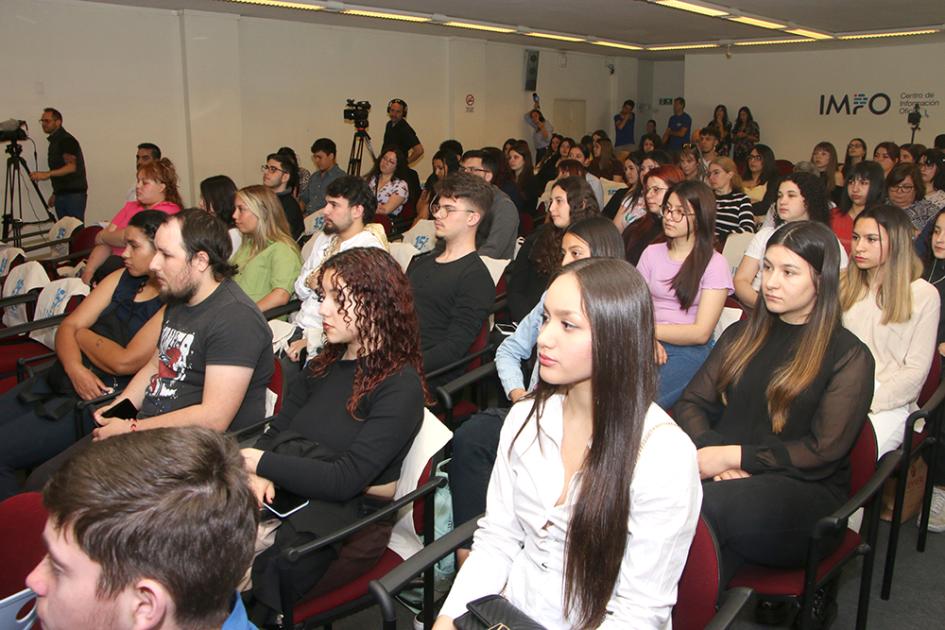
left=648, top=43, right=719, bottom=50
left=443, top=21, right=516, bottom=34
left=785, top=28, right=832, bottom=40
left=839, top=29, right=939, bottom=40
left=222, top=0, right=323, bottom=9
left=524, top=32, right=586, bottom=42
left=593, top=41, right=644, bottom=50
left=341, top=9, right=430, bottom=22
left=733, top=38, right=814, bottom=46
left=654, top=0, right=728, bottom=18
left=727, top=16, right=785, bottom=30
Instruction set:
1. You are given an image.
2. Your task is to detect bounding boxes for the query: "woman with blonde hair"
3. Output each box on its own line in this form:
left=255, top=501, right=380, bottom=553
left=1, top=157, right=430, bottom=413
left=707, top=156, right=755, bottom=238
left=232, top=185, right=302, bottom=312
left=841, top=205, right=940, bottom=455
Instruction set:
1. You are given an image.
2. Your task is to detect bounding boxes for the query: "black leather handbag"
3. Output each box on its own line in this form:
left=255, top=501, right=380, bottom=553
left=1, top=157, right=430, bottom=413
left=453, top=594, right=548, bottom=630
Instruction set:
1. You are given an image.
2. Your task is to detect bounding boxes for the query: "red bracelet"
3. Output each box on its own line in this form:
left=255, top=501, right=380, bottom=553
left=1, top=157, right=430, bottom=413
left=130, top=421, right=137, bottom=432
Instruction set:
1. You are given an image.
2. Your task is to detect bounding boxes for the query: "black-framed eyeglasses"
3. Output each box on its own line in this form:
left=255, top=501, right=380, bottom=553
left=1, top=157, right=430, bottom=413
left=261, top=164, right=285, bottom=174
left=460, top=166, right=488, bottom=174
left=660, top=205, right=694, bottom=221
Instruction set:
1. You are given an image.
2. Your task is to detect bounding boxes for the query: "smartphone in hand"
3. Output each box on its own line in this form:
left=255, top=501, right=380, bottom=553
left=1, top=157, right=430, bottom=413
left=101, top=398, right=138, bottom=420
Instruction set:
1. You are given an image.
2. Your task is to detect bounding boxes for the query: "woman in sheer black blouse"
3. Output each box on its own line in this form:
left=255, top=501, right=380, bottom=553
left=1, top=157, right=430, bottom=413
left=674, top=221, right=875, bottom=579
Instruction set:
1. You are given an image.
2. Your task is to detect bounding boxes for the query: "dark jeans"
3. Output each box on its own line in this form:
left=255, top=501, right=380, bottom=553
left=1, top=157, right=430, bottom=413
left=449, top=408, right=508, bottom=545
left=701, top=474, right=845, bottom=586
left=0, top=378, right=88, bottom=500
left=54, top=192, right=87, bottom=221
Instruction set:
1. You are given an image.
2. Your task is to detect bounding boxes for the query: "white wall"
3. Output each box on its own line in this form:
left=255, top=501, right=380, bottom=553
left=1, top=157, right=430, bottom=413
left=684, top=42, right=945, bottom=162
left=3, top=0, right=639, bottom=223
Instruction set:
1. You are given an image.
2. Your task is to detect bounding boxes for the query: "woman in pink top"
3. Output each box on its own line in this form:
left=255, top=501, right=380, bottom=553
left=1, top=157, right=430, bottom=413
left=81, top=158, right=182, bottom=285
left=636, top=180, right=733, bottom=409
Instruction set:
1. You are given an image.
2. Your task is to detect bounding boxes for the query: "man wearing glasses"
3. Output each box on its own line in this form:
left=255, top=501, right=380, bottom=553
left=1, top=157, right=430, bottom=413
left=407, top=172, right=495, bottom=379
left=459, top=150, right=519, bottom=259
left=30, top=108, right=88, bottom=221
left=262, top=153, right=304, bottom=240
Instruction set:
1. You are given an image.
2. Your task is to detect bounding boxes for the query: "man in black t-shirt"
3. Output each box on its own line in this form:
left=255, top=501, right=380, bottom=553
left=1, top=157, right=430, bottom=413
left=95, top=209, right=274, bottom=435
left=263, top=152, right=305, bottom=240
left=30, top=107, right=88, bottom=220
left=382, top=98, right=424, bottom=164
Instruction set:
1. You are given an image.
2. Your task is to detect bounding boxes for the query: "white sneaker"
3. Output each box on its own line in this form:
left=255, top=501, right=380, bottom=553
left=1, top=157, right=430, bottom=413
left=918, top=486, right=945, bottom=533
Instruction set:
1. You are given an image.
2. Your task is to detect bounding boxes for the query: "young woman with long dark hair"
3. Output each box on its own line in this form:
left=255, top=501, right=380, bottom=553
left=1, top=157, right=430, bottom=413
left=676, top=220, right=875, bottom=596
left=874, top=141, right=901, bottom=176
left=602, top=153, right=644, bottom=222
left=198, top=174, right=241, bottom=253
left=242, top=247, right=429, bottom=620
left=919, top=148, right=945, bottom=211
left=843, top=138, right=868, bottom=176
left=832, top=160, right=886, bottom=253
left=414, top=149, right=461, bottom=223
left=508, top=139, right=541, bottom=214
left=365, top=145, right=410, bottom=216
left=507, top=176, right=599, bottom=321
left=734, top=172, right=847, bottom=307
left=732, top=106, right=760, bottom=166
left=742, top=144, right=780, bottom=217
left=638, top=180, right=732, bottom=408
left=438, top=257, right=701, bottom=629
left=708, top=104, right=732, bottom=157
left=841, top=205, right=939, bottom=455
left=811, top=141, right=844, bottom=201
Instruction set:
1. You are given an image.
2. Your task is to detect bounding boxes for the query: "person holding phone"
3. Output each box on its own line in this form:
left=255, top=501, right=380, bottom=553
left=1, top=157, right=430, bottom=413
left=239, top=247, right=428, bottom=623
left=0, top=210, right=167, bottom=500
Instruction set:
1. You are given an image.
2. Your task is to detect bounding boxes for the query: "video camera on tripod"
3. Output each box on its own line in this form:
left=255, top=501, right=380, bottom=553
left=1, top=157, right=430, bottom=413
left=343, top=99, right=371, bottom=131
left=1, top=117, right=55, bottom=244
left=0, top=119, right=28, bottom=144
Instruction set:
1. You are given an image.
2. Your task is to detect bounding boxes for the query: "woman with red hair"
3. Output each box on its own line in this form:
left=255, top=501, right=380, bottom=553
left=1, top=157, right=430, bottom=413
left=239, top=247, right=430, bottom=622
left=621, top=164, right=685, bottom=264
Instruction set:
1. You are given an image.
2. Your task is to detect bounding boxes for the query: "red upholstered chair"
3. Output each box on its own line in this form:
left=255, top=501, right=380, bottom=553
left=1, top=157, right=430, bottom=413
left=775, top=159, right=795, bottom=176
left=272, top=411, right=450, bottom=630
left=674, top=515, right=753, bottom=630
left=429, top=321, right=495, bottom=429
left=881, top=358, right=945, bottom=599
left=0, top=492, right=47, bottom=629
left=727, top=420, right=901, bottom=630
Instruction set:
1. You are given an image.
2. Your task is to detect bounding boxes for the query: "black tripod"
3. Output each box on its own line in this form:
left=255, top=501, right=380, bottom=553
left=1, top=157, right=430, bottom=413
left=347, top=128, right=374, bottom=176
left=3, top=140, right=54, bottom=246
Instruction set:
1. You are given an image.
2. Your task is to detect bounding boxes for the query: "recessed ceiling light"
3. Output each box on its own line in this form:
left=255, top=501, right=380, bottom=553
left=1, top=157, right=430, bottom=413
left=733, top=38, right=814, bottom=46
left=654, top=0, right=728, bottom=18
left=220, top=0, right=323, bottom=10
left=839, top=29, right=939, bottom=40
left=524, top=32, right=586, bottom=43
left=785, top=28, right=832, bottom=40
left=593, top=41, right=644, bottom=51
left=341, top=9, right=430, bottom=22
left=442, top=21, right=516, bottom=34
left=648, top=43, right=719, bottom=51
left=727, top=16, right=786, bottom=30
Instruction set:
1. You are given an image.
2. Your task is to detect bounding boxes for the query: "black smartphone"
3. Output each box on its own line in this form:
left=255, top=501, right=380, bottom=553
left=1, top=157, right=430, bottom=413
left=101, top=398, right=138, bottom=419
left=263, top=489, right=310, bottom=519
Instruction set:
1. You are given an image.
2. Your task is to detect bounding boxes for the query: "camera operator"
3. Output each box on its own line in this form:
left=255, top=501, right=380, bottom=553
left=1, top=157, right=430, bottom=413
left=29, top=107, right=88, bottom=221
left=383, top=98, right=424, bottom=165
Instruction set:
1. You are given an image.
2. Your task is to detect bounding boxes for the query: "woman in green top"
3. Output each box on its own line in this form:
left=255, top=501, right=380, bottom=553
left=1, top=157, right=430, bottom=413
left=232, top=185, right=302, bottom=312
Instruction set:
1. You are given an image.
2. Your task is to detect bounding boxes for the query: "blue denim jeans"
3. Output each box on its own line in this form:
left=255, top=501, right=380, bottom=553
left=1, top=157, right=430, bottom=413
left=54, top=192, right=87, bottom=221
left=657, top=340, right=714, bottom=411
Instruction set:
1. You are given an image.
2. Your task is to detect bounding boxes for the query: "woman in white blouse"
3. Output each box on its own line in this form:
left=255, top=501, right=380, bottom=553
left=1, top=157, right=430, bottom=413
left=435, top=258, right=701, bottom=629
left=841, top=204, right=940, bottom=456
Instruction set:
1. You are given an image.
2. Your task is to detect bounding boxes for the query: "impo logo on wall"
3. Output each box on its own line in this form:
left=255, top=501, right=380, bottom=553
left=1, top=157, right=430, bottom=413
left=819, top=92, right=891, bottom=116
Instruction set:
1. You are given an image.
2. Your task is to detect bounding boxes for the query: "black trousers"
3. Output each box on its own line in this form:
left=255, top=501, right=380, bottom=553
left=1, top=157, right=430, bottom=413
left=448, top=408, right=508, bottom=546
left=700, top=473, right=845, bottom=585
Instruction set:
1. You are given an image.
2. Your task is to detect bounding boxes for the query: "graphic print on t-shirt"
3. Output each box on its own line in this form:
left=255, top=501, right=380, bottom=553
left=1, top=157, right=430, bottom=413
left=148, top=325, right=195, bottom=401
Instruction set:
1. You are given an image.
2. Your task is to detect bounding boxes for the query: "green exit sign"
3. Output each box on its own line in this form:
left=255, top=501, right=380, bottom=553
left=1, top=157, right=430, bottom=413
left=658, top=97, right=673, bottom=105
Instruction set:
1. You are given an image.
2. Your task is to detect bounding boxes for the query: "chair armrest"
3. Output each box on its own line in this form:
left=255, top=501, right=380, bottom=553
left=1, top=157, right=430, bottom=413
left=22, top=236, right=72, bottom=253
left=491, top=297, right=508, bottom=315
left=0, top=292, right=40, bottom=310
left=75, top=389, right=121, bottom=411
left=42, top=247, right=95, bottom=267
left=705, top=587, right=753, bottom=630
left=373, top=515, right=481, bottom=598
left=282, top=476, right=447, bottom=562
left=0, top=313, right=70, bottom=340
left=229, top=417, right=274, bottom=442
left=425, top=344, right=496, bottom=382
left=435, top=362, right=498, bottom=412
left=812, top=449, right=903, bottom=540
left=263, top=299, right=302, bottom=321
left=17, top=352, right=56, bottom=381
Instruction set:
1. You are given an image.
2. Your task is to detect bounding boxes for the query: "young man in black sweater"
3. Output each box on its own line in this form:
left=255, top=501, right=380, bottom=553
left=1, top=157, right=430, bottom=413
left=408, top=172, right=495, bottom=375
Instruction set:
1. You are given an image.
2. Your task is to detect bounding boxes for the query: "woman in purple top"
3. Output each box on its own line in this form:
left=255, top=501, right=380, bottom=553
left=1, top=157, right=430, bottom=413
left=637, top=180, right=732, bottom=408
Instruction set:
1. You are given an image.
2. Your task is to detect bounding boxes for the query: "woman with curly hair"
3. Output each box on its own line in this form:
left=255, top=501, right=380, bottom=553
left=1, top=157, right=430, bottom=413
left=241, top=247, right=429, bottom=621
left=507, top=175, right=599, bottom=321
left=81, top=157, right=183, bottom=284
left=231, top=185, right=302, bottom=312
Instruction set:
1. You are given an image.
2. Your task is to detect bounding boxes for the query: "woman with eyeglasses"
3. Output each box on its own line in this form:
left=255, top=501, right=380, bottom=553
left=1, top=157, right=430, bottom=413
left=887, top=163, right=938, bottom=231
left=742, top=145, right=780, bottom=218
left=231, top=185, right=302, bottom=313
left=707, top=157, right=755, bottom=238
left=843, top=138, right=868, bottom=176
left=841, top=205, right=939, bottom=456
left=365, top=145, right=409, bottom=216
left=918, top=149, right=945, bottom=211
left=622, top=164, right=685, bottom=264
left=603, top=153, right=644, bottom=223
left=831, top=161, right=886, bottom=253
left=637, top=180, right=732, bottom=409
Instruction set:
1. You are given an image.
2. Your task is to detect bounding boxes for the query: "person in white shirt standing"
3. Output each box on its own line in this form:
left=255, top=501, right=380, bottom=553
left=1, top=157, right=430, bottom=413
left=286, top=176, right=388, bottom=363
left=435, top=258, right=701, bottom=630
